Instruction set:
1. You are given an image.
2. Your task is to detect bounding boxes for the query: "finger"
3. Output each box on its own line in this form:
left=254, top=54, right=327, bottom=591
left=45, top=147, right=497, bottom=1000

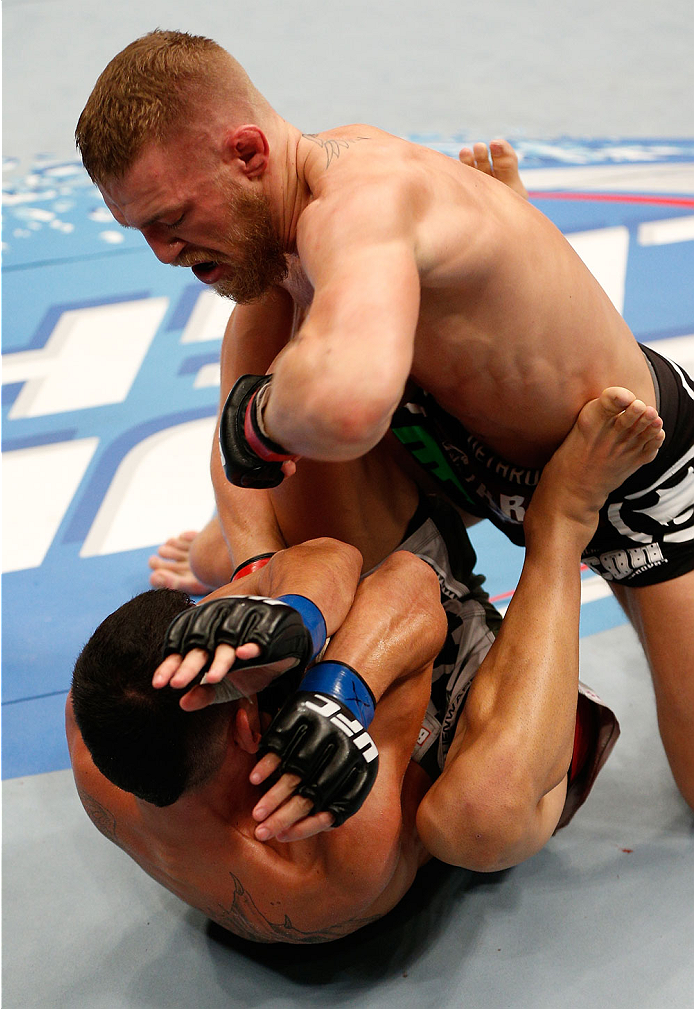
left=276, top=811, right=335, bottom=842
left=169, top=648, right=210, bottom=688
left=152, top=653, right=183, bottom=688
left=200, top=643, right=237, bottom=684
left=235, top=642, right=262, bottom=660
left=179, top=684, right=217, bottom=711
left=252, top=771, right=303, bottom=823
left=249, top=752, right=282, bottom=786
left=254, top=793, right=315, bottom=841
left=458, top=146, right=475, bottom=167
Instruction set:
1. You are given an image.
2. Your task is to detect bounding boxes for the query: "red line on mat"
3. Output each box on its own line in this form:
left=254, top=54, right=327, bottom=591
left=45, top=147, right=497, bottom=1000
left=528, top=191, right=694, bottom=208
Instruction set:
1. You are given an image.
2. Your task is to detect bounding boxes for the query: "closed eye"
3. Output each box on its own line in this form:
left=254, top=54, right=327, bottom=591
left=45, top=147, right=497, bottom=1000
left=165, top=215, right=185, bottom=230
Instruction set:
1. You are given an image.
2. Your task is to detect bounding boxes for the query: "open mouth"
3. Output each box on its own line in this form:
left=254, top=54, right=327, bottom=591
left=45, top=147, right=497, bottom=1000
left=191, top=261, right=224, bottom=284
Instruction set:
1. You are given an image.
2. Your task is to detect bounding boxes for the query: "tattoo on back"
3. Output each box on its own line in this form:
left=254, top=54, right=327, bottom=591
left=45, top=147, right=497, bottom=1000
left=302, top=134, right=370, bottom=169
left=206, top=871, right=381, bottom=944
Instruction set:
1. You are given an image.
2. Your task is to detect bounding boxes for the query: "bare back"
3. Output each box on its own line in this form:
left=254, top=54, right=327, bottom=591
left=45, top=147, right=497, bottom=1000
left=66, top=685, right=432, bottom=944
left=294, top=126, right=653, bottom=466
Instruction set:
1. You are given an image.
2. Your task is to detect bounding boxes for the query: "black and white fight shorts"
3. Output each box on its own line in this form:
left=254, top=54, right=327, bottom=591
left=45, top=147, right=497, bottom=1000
left=398, top=496, right=620, bottom=829
left=391, top=344, right=694, bottom=588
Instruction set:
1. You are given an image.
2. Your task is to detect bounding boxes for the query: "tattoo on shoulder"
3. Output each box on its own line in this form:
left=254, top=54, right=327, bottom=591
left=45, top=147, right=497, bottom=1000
left=76, top=785, right=118, bottom=845
left=302, top=134, right=370, bottom=169
left=206, top=870, right=381, bottom=944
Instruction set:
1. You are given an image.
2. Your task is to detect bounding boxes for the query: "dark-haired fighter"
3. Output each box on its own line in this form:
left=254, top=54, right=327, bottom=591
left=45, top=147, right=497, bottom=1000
left=67, top=386, right=662, bottom=942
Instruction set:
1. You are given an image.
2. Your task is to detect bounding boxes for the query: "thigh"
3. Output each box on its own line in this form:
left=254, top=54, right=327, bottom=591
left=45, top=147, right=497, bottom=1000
left=615, top=569, right=694, bottom=808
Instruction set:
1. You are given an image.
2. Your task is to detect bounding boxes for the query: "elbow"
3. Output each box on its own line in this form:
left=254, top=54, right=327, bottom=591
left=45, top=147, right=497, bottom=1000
left=284, top=355, right=403, bottom=459
left=311, top=392, right=398, bottom=459
left=416, top=771, right=540, bottom=873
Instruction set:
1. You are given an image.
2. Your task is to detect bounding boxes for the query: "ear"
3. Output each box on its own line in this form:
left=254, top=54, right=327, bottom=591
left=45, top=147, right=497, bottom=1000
left=233, top=696, right=263, bottom=754
left=224, top=125, right=269, bottom=179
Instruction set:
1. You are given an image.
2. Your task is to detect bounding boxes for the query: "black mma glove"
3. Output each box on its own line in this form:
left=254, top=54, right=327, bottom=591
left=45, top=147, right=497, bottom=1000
left=162, top=594, right=327, bottom=701
left=219, top=374, right=297, bottom=488
left=258, top=661, right=379, bottom=827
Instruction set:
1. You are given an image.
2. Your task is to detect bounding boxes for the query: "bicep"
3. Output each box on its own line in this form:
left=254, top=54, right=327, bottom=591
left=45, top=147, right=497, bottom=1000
left=299, top=240, right=421, bottom=406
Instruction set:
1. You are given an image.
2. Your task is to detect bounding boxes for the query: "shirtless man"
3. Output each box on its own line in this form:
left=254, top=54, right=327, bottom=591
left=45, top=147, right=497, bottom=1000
left=75, top=30, right=694, bottom=811
left=67, top=389, right=661, bottom=943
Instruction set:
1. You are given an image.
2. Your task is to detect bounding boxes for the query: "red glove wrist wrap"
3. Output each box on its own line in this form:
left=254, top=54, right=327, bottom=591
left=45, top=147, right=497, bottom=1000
left=231, top=552, right=275, bottom=582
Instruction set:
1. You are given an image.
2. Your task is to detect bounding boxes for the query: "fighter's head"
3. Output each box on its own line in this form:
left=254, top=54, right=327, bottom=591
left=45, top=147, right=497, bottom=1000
left=71, top=589, right=231, bottom=806
left=76, top=30, right=288, bottom=302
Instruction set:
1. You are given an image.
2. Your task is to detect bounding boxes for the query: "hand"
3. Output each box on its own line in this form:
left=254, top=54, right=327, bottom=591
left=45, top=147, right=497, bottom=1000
left=251, top=665, right=379, bottom=839
left=153, top=595, right=322, bottom=706
left=219, top=374, right=299, bottom=488
left=154, top=643, right=296, bottom=711
left=249, top=752, right=336, bottom=841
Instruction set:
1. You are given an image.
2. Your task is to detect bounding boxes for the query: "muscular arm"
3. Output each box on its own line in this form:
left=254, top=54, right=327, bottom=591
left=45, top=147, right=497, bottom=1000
left=155, top=535, right=363, bottom=704
left=249, top=548, right=448, bottom=842
left=261, top=182, right=421, bottom=460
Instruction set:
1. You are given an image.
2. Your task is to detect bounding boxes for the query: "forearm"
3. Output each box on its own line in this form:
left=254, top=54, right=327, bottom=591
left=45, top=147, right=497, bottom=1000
left=212, top=428, right=287, bottom=565
left=204, top=537, right=363, bottom=640
left=473, top=516, right=585, bottom=790
left=320, top=549, right=447, bottom=704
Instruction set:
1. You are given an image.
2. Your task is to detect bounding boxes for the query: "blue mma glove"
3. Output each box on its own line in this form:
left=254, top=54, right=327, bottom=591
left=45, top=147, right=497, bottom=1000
left=219, top=374, right=297, bottom=488
left=258, top=661, right=380, bottom=827
left=162, top=594, right=327, bottom=699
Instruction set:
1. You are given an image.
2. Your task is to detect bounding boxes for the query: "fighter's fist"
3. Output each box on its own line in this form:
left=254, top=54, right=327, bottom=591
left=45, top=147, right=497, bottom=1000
left=219, top=374, right=297, bottom=488
left=258, top=662, right=379, bottom=827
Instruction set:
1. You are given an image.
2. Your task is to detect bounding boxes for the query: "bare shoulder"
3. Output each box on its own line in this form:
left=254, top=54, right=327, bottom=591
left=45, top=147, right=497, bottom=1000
left=203, top=846, right=387, bottom=944
left=208, top=808, right=410, bottom=944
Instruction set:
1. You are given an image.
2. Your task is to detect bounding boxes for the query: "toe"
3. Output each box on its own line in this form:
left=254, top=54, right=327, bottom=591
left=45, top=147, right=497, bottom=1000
left=598, top=386, right=635, bottom=417
left=472, top=142, right=493, bottom=174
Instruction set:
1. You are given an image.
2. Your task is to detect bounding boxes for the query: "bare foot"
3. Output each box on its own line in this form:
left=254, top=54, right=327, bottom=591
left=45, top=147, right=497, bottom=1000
left=459, top=139, right=529, bottom=199
left=148, top=531, right=214, bottom=595
left=527, top=387, right=665, bottom=544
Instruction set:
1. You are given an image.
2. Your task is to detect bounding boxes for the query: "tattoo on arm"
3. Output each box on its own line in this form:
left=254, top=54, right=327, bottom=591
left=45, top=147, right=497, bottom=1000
left=302, top=134, right=370, bottom=169
left=207, top=871, right=381, bottom=944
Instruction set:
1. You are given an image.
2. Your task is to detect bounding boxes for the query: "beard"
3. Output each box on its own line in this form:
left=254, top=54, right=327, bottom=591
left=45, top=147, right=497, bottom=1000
left=179, top=182, right=288, bottom=304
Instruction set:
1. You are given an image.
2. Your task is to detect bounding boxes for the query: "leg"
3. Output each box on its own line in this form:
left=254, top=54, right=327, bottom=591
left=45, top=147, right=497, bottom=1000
left=416, top=388, right=665, bottom=870
left=148, top=516, right=233, bottom=594
left=458, top=139, right=529, bottom=199
left=613, top=572, right=694, bottom=811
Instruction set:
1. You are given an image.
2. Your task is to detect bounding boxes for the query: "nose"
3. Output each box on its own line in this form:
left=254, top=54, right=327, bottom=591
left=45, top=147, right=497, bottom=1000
left=142, top=229, right=186, bottom=265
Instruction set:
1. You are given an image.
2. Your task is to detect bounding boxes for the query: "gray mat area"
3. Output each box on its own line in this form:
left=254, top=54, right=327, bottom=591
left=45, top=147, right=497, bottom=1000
left=4, top=623, right=693, bottom=1009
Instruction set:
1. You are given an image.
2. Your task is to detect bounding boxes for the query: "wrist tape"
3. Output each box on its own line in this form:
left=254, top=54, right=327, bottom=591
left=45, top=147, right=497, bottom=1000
left=244, top=387, right=297, bottom=463
left=299, top=661, right=376, bottom=728
left=277, top=594, right=327, bottom=662
left=231, top=552, right=275, bottom=582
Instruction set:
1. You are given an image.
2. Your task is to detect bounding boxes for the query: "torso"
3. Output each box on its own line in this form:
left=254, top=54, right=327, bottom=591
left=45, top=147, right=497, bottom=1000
left=66, top=696, right=431, bottom=944
left=284, top=126, right=654, bottom=468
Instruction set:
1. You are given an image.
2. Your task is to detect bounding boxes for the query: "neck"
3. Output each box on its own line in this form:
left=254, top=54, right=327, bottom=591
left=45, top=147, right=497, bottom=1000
left=263, top=118, right=314, bottom=251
